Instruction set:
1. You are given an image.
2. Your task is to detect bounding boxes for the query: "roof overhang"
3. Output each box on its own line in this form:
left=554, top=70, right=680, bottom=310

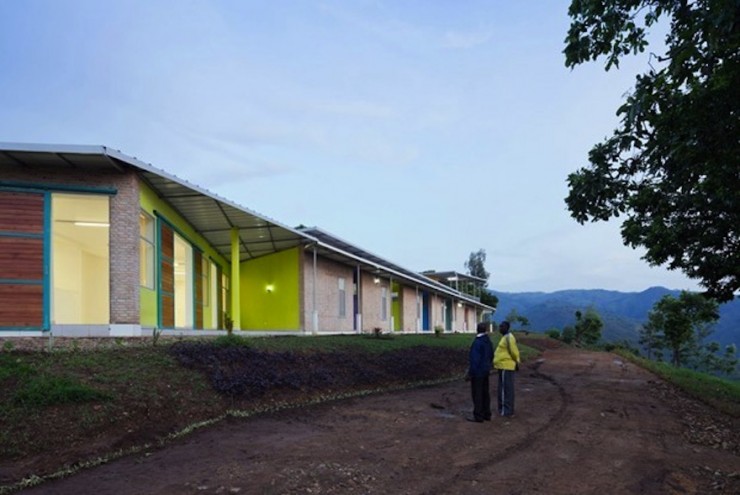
left=0, top=143, right=312, bottom=263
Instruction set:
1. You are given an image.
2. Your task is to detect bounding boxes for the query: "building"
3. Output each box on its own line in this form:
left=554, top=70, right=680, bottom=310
left=0, top=143, right=493, bottom=337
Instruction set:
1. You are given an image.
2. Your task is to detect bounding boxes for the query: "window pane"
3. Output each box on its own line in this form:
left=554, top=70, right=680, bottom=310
left=174, top=233, right=193, bottom=328
left=381, top=287, right=387, bottom=321
left=139, top=212, right=155, bottom=289
left=338, top=277, right=346, bottom=318
left=52, top=193, right=110, bottom=324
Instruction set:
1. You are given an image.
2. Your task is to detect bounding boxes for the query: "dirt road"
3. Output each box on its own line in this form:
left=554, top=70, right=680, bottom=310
left=21, top=348, right=739, bottom=494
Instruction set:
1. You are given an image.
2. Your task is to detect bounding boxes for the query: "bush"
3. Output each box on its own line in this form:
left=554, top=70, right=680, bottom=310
left=561, top=326, right=575, bottom=344
left=545, top=329, right=561, bottom=340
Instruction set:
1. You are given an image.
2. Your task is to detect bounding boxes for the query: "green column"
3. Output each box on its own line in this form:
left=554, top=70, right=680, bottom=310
left=230, top=228, right=241, bottom=330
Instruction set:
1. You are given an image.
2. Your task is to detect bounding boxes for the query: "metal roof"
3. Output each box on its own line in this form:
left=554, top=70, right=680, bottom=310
left=0, top=143, right=311, bottom=263
left=421, top=270, right=488, bottom=284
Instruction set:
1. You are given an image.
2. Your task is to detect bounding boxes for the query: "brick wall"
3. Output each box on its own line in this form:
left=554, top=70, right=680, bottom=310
left=0, top=163, right=140, bottom=324
left=301, top=252, right=355, bottom=332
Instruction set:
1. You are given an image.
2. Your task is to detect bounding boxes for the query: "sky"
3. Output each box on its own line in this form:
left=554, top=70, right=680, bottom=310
left=0, top=0, right=702, bottom=294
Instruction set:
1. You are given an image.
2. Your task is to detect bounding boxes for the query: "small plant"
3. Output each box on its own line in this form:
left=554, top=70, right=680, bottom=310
left=2, top=340, right=14, bottom=352
left=224, top=313, right=234, bottom=336
left=152, top=327, right=162, bottom=347
left=434, top=325, right=444, bottom=337
left=373, top=327, right=383, bottom=338
left=213, top=333, right=250, bottom=347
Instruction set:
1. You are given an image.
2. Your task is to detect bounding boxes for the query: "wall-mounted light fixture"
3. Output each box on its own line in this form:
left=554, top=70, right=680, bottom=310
left=373, top=277, right=380, bottom=284
left=457, top=302, right=463, bottom=308
left=73, top=221, right=110, bottom=228
left=266, top=284, right=274, bottom=293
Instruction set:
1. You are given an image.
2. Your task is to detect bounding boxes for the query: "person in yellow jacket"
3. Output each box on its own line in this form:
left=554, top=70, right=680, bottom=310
left=493, top=321, right=520, bottom=417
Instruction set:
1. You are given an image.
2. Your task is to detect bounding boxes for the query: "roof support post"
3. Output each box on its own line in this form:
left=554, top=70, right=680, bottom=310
left=312, top=245, right=318, bottom=334
left=230, top=228, right=241, bottom=330
left=416, top=286, right=420, bottom=333
left=355, top=264, right=362, bottom=334
left=389, top=275, right=394, bottom=333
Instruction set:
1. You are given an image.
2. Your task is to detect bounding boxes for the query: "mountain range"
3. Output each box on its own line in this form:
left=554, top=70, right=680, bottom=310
left=491, top=287, right=739, bottom=349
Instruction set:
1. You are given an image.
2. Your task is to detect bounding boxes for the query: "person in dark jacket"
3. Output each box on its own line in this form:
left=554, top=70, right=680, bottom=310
left=466, top=321, right=494, bottom=422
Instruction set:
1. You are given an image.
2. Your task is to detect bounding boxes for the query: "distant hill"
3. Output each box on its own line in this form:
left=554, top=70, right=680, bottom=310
left=491, top=287, right=739, bottom=348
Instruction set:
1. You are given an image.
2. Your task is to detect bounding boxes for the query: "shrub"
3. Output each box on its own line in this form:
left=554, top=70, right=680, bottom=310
left=545, top=329, right=561, bottom=340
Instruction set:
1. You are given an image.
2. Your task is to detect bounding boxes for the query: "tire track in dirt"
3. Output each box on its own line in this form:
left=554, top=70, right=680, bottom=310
left=425, top=358, right=573, bottom=494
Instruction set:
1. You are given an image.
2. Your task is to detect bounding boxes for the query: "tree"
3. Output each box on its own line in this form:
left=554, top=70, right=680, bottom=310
left=464, top=249, right=498, bottom=308
left=465, top=249, right=490, bottom=281
left=573, top=308, right=603, bottom=346
left=638, top=321, right=663, bottom=360
left=563, top=1, right=740, bottom=302
left=644, top=291, right=719, bottom=367
left=561, top=326, right=576, bottom=344
left=693, top=342, right=738, bottom=376
left=505, top=308, right=530, bottom=330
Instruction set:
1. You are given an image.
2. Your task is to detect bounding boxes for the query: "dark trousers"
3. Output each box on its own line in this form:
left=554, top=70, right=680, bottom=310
left=470, top=374, right=491, bottom=421
left=497, top=369, right=515, bottom=416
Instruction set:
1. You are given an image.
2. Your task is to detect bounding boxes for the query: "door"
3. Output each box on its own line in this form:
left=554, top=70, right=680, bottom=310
left=421, top=291, right=430, bottom=331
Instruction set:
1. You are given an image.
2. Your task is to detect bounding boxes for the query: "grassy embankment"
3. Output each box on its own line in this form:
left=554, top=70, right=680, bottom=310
left=614, top=348, right=740, bottom=417
left=0, top=333, right=537, bottom=467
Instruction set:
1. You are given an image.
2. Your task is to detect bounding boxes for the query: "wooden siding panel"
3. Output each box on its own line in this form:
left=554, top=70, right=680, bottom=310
left=0, top=284, right=43, bottom=326
left=161, top=295, right=175, bottom=328
left=160, top=225, right=174, bottom=259
left=0, top=192, right=44, bottom=233
left=159, top=223, right=175, bottom=328
left=0, top=237, right=43, bottom=280
left=161, top=260, right=174, bottom=293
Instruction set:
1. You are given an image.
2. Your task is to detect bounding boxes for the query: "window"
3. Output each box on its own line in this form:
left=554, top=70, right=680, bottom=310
left=338, top=278, right=346, bottom=318
left=173, top=233, right=193, bottom=328
left=139, top=211, right=155, bottom=289
left=51, top=193, right=110, bottom=324
left=210, top=261, right=219, bottom=327
left=381, top=286, right=387, bottom=321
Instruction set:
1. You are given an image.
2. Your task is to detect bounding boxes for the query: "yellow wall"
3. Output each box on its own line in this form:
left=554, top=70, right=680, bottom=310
left=240, top=247, right=300, bottom=330
left=139, top=181, right=228, bottom=328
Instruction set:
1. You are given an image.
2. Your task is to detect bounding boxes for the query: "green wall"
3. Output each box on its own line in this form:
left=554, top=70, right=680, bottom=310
left=139, top=182, right=228, bottom=329
left=240, top=247, right=300, bottom=331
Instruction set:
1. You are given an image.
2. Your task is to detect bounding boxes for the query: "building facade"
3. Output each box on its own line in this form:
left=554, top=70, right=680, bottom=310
left=0, top=144, right=492, bottom=337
